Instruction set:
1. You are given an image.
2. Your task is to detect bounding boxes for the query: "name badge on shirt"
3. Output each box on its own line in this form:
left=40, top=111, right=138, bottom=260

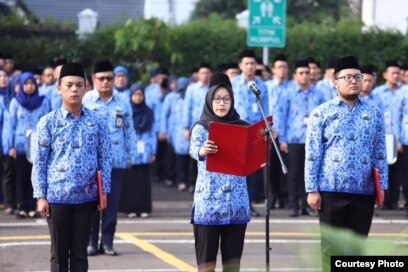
left=25, top=128, right=32, bottom=138
left=137, top=141, right=145, bottom=153
left=115, top=113, right=124, bottom=128
left=252, top=103, right=258, bottom=113
left=384, top=111, right=391, bottom=126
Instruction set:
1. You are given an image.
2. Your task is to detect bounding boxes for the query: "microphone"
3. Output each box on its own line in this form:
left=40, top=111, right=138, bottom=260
left=248, top=81, right=261, bottom=97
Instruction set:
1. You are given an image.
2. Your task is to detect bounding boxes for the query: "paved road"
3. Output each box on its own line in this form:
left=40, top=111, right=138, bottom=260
left=1, top=182, right=408, bottom=272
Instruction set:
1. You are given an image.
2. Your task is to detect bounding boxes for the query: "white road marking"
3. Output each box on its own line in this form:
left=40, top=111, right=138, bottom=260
left=1, top=218, right=408, bottom=227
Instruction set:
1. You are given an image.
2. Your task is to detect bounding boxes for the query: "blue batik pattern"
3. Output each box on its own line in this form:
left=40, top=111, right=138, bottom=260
left=276, top=85, right=325, bottom=144
left=189, top=124, right=250, bottom=225
left=131, top=127, right=157, bottom=165
left=232, top=74, right=269, bottom=124
left=31, top=106, right=112, bottom=204
left=372, top=84, right=403, bottom=142
left=82, top=89, right=137, bottom=169
left=265, top=78, right=294, bottom=118
left=3, top=98, right=50, bottom=154
left=399, top=86, right=408, bottom=145
left=315, top=79, right=337, bottom=102
left=182, top=82, right=208, bottom=129
left=305, top=97, right=388, bottom=195
left=0, top=96, right=6, bottom=155
left=160, top=92, right=189, bottom=154
left=359, top=93, right=383, bottom=110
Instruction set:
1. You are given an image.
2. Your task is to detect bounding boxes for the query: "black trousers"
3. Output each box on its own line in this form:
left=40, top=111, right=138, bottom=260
left=247, top=169, right=262, bottom=203
left=399, top=146, right=408, bottom=206
left=2, top=155, right=16, bottom=209
left=150, top=140, right=175, bottom=183
left=269, top=138, right=288, bottom=208
left=47, top=202, right=97, bottom=272
left=287, top=144, right=307, bottom=211
left=319, top=192, right=375, bottom=271
left=90, top=168, right=124, bottom=248
left=193, top=224, right=247, bottom=272
left=384, top=153, right=402, bottom=208
left=175, top=154, right=190, bottom=185
left=15, top=155, right=35, bottom=212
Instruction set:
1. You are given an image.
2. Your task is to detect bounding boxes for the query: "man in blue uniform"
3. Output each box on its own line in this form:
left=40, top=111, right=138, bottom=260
left=372, top=61, right=402, bottom=210
left=276, top=59, right=325, bottom=217
left=305, top=56, right=388, bottom=269
left=265, top=54, right=293, bottom=209
left=232, top=49, right=269, bottom=216
left=32, top=63, right=112, bottom=271
left=83, top=60, right=137, bottom=256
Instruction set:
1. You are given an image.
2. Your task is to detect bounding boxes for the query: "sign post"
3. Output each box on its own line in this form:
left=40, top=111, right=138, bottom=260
left=247, top=0, right=286, bottom=65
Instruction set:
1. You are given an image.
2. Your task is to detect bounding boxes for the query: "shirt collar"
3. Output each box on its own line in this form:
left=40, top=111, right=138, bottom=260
left=92, top=88, right=116, bottom=103
left=60, top=105, right=85, bottom=119
left=331, top=96, right=363, bottom=106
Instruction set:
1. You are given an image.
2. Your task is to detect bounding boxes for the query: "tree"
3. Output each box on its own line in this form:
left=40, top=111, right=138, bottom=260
left=191, top=0, right=247, bottom=20
left=287, top=0, right=352, bottom=22
left=114, top=18, right=171, bottom=82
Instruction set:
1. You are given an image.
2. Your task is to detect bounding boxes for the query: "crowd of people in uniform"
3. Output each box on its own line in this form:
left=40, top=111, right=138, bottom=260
left=0, top=48, right=408, bottom=271
left=1, top=50, right=408, bottom=222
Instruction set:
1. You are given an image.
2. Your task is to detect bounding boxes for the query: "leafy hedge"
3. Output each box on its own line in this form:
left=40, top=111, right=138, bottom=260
left=0, top=14, right=407, bottom=83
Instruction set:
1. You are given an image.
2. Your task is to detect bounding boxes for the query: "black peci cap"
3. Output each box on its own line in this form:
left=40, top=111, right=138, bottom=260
left=59, top=63, right=85, bottom=80
left=93, top=60, right=113, bottom=74
left=334, top=56, right=360, bottom=74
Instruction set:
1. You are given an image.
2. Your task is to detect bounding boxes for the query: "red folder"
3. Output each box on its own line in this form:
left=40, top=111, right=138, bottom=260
left=371, top=167, right=383, bottom=205
left=207, top=116, right=273, bottom=176
left=96, top=170, right=104, bottom=208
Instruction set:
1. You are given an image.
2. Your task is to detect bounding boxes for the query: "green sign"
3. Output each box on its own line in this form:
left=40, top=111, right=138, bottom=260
left=247, top=0, right=286, bottom=48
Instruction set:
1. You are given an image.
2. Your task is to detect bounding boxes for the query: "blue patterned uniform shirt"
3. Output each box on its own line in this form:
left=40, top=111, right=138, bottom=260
left=82, top=89, right=137, bottom=169
left=182, top=82, right=208, bottom=129
left=0, top=96, right=6, bottom=155
left=232, top=74, right=269, bottom=124
left=372, top=84, right=403, bottom=143
left=359, top=93, right=383, bottom=110
left=315, top=79, right=337, bottom=102
left=276, top=85, right=325, bottom=144
left=189, top=124, right=250, bottom=225
left=31, top=106, right=112, bottom=204
left=39, top=84, right=54, bottom=97
left=265, top=78, right=294, bottom=117
left=46, top=83, right=62, bottom=111
left=305, top=97, right=388, bottom=195
left=399, top=86, right=408, bottom=145
left=131, top=127, right=157, bottom=165
left=3, top=98, right=50, bottom=154
left=160, top=92, right=189, bottom=154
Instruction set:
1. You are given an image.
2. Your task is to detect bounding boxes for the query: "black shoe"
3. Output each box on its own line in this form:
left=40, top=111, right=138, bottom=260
left=101, top=245, right=117, bottom=256
left=386, top=203, right=399, bottom=210
left=288, top=209, right=298, bottom=217
left=87, top=246, right=98, bottom=256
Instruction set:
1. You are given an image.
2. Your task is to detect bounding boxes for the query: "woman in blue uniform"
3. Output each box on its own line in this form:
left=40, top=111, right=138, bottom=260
left=190, top=72, right=250, bottom=271
left=4, top=72, right=49, bottom=218
left=120, top=83, right=156, bottom=218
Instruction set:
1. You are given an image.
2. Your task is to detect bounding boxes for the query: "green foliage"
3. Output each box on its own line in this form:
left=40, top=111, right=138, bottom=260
left=168, top=14, right=246, bottom=75
left=191, top=0, right=247, bottom=20
left=1, top=14, right=407, bottom=83
left=297, top=224, right=408, bottom=272
left=114, top=18, right=170, bottom=82
left=287, top=0, right=352, bottom=23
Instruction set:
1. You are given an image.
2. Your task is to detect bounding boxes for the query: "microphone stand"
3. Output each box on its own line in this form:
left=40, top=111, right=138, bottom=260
left=253, top=92, right=288, bottom=272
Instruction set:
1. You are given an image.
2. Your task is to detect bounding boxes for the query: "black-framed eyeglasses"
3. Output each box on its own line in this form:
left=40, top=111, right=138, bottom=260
left=212, top=97, right=232, bottom=104
left=335, top=74, right=363, bottom=82
left=96, top=76, right=114, bottom=82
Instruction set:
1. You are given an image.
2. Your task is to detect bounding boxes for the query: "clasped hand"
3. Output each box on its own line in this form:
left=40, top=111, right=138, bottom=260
left=199, top=140, right=218, bottom=157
